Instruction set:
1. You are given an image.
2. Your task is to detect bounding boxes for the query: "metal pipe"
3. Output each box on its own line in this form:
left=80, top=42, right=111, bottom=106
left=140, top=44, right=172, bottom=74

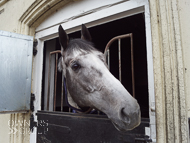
left=47, top=54, right=51, bottom=111
left=61, top=72, right=64, bottom=112
left=47, top=50, right=61, bottom=111
left=130, top=33, right=135, bottom=98
left=50, top=50, right=61, bottom=55
left=104, top=34, right=131, bottom=53
left=108, top=49, right=110, bottom=70
left=118, top=39, right=121, bottom=82
left=104, top=33, right=135, bottom=98
left=53, top=53, right=58, bottom=111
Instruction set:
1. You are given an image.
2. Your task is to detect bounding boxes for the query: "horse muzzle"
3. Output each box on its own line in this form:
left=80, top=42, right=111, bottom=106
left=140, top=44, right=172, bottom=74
left=109, top=102, right=141, bottom=132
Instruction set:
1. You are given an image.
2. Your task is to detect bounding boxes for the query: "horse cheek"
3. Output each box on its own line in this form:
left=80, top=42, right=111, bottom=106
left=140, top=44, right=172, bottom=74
left=66, top=69, right=89, bottom=106
left=65, top=70, right=78, bottom=98
left=79, top=71, right=102, bottom=93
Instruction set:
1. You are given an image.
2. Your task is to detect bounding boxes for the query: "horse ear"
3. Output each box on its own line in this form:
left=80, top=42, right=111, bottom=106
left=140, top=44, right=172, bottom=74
left=81, top=24, right=92, bottom=41
left=58, top=25, right=69, bottom=53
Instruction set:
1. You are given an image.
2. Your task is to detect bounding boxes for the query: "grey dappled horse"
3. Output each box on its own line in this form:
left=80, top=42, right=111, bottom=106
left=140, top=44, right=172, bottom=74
left=58, top=24, right=141, bottom=132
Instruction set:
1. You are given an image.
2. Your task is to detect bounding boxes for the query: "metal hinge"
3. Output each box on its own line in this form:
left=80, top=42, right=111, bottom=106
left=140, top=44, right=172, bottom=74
left=150, top=102, right=155, bottom=116
left=135, top=135, right=152, bottom=143
left=30, top=93, right=35, bottom=112
left=30, top=114, right=37, bottom=132
left=33, top=39, right=38, bottom=56
left=30, top=94, right=37, bottom=132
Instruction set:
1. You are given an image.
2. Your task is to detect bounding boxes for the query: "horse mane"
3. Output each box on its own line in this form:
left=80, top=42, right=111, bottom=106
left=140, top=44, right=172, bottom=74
left=65, top=38, right=97, bottom=54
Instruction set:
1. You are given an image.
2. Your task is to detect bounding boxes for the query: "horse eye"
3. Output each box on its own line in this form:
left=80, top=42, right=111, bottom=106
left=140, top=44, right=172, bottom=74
left=71, top=62, right=81, bottom=72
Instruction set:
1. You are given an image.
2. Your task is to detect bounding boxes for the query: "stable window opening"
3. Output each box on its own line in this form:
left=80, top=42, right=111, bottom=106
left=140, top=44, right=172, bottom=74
left=41, top=13, right=149, bottom=118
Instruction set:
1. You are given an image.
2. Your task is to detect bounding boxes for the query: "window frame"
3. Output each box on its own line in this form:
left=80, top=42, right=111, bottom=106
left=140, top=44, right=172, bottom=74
left=32, top=0, right=156, bottom=142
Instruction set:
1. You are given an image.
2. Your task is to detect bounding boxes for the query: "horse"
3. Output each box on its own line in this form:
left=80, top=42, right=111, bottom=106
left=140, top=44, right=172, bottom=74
left=58, top=24, right=141, bottom=132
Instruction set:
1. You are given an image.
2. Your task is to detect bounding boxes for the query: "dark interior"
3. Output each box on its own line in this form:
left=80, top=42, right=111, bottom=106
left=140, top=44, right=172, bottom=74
left=42, top=13, right=149, bottom=118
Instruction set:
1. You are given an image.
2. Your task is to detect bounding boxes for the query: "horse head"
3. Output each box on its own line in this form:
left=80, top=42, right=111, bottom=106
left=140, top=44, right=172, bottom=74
left=58, top=24, right=141, bottom=132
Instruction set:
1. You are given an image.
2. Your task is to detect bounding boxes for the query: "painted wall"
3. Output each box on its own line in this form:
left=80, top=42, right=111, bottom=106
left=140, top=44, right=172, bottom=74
left=178, top=0, right=190, bottom=118
left=0, top=0, right=35, bottom=33
left=149, top=0, right=189, bottom=142
left=0, top=0, right=35, bottom=143
left=0, top=114, right=10, bottom=143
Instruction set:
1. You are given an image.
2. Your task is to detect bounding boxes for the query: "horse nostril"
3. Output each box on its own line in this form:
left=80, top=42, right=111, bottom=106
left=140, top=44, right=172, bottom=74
left=120, top=108, right=130, bottom=123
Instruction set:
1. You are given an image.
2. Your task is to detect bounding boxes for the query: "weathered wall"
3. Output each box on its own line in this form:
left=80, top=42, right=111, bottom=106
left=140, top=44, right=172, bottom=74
left=149, top=0, right=189, bottom=142
left=0, top=0, right=35, bottom=143
left=0, top=114, right=10, bottom=143
left=0, top=0, right=35, bottom=33
left=178, top=0, right=190, bottom=118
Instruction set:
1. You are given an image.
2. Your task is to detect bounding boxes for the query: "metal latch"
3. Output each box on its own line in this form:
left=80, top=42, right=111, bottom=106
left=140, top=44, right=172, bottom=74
left=135, top=135, right=152, bottom=143
left=30, top=94, right=36, bottom=132
left=30, top=114, right=37, bottom=132
left=30, top=93, right=35, bottom=112
left=33, top=39, right=38, bottom=56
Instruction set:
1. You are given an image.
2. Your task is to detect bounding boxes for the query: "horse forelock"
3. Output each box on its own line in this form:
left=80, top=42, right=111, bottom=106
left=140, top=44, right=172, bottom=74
left=59, top=38, right=102, bottom=75
left=62, top=39, right=99, bottom=64
left=65, top=39, right=97, bottom=55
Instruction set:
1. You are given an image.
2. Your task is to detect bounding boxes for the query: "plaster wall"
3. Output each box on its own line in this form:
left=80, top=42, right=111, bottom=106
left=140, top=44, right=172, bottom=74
left=0, top=1, right=35, bottom=143
left=149, top=0, right=189, bottom=142
left=178, top=0, right=190, bottom=118
left=0, top=0, right=35, bottom=32
left=0, top=114, right=10, bottom=143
